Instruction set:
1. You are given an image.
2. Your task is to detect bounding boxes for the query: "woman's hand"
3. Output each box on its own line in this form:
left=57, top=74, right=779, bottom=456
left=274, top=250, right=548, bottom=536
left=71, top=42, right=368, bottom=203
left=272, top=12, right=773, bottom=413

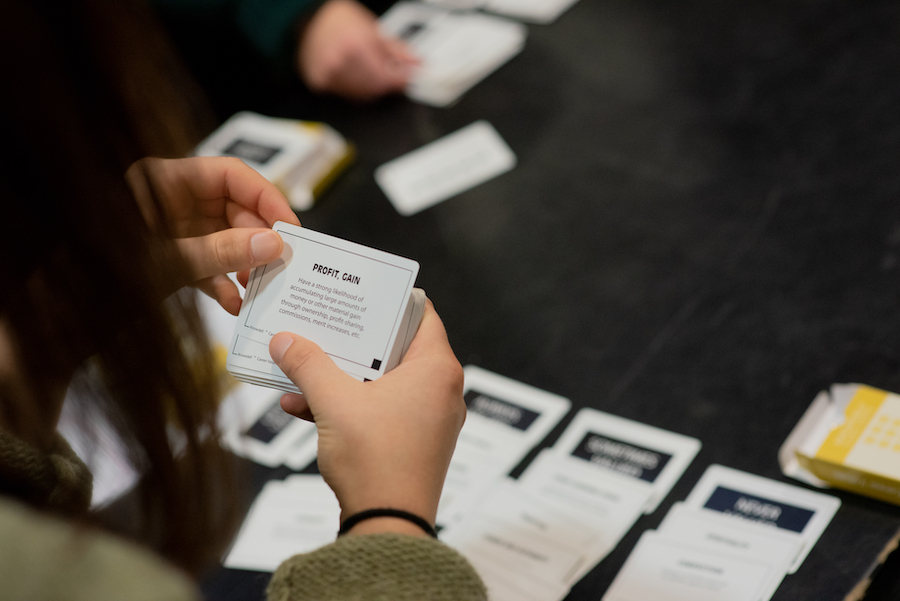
left=126, top=156, right=301, bottom=315
left=269, top=299, right=465, bottom=537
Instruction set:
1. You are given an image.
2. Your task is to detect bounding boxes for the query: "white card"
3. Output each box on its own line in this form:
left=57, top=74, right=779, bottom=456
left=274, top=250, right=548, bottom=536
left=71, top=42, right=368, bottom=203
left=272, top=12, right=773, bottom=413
left=423, top=0, right=485, bottom=9
left=222, top=393, right=317, bottom=468
left=380, top=3, right=527, bottom=107
left=440, top=512, right=586, bottom=585
left=603, top=531, right=776, bottom=601
left=658, top=503, right=800, bottom=600
left=659, top=503, right=802, bottom=571
left=517, top=450, right=651, bottom=528
left=466, top=557, right=570, bottom=601
left=516, top=449, right=652, bottom=583
left=375, top=121, right=516, bottom=216
left=226, top=222, right=420, bottom=390
left=485, top=0, right=581, bottom=24
left=683, top=465, right=841, bottom=573
left=440, top=475, right=634, bottom=590
left=224, top=475, right=340, bottom=572
left=437, top=366, right=570, bottom=526
left=553, top=408, right=701, bottom=513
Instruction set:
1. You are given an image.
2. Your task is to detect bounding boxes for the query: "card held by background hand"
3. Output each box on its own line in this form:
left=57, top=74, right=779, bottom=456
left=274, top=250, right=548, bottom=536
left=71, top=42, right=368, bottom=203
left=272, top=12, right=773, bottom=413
left=226, top=222, right=425, bottom=394
left=375, top=120, right=516, bottom=216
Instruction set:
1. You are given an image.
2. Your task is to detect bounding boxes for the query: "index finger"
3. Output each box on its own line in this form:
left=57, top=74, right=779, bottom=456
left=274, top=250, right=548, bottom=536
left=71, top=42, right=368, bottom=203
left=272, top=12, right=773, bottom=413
left=174, top=157, right=300, bottom=227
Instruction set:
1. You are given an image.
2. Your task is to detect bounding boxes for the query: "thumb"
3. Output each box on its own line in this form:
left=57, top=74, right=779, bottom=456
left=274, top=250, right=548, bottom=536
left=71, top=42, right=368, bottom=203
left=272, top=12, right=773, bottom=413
left=269, top=332, right=352, bottom=403
left=178, top=228, right=283, bottom=281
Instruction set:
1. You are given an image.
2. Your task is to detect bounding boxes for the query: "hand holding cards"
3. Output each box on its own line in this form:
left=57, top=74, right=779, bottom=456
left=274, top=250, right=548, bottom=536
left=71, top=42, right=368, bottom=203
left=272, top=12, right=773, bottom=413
left=226, top=223, right=425, bottom=393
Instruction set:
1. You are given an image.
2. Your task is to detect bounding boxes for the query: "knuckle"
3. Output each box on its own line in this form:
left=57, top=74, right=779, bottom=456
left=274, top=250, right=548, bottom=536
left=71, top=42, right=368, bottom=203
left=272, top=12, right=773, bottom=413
left=212, top=234, right=243, bottom=269
left=279, top=339, right=319, bottom=375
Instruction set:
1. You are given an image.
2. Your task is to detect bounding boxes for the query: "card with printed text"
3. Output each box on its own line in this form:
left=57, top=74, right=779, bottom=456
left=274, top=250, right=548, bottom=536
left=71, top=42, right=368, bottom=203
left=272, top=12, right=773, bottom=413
left=226, top=223, right=424, bottom=393
left=553, top=408, right=702, bottom=513
left=437, top=366, right=571, bottom=527
left=683, top=464, right=840, bottom=573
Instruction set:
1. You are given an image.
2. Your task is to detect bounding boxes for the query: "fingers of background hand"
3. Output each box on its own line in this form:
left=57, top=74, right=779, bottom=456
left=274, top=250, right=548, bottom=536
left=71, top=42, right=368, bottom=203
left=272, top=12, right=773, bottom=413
left=203, top=158, right=298, bottom=226
left=149, top=157, right=298, bottom=227
left=195, top=274, right=242, bottom=316
left=383, top=36, right=419, bottom=67
left=177, top=228, right=282, bottom=281
left=281, top=393, right=314, bottom=422
left=269, top=333, right=352, bottom=405
left=345, top=37, right=411, bottom=96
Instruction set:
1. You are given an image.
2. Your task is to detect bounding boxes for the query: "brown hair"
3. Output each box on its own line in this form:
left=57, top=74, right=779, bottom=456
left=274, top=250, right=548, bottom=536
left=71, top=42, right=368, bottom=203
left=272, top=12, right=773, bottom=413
left=0, top=0, right=237, bottom=574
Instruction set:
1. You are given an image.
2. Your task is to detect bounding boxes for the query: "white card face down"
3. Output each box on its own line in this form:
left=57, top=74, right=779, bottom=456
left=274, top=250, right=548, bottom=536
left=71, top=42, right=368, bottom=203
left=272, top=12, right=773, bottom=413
left=553, top=408, right=702, bottom=513
left=683, top=464, right=841, bottom=573
left=602, top=531, right=775, bottom=601
left=485, top=0, right=581, bottom=24
left=375, top=121, right=516, bottom=216
left=226, top=223, right=419, bottom=387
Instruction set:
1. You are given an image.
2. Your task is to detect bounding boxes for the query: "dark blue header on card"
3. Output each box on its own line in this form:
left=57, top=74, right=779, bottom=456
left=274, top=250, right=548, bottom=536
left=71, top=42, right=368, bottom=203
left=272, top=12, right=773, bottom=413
left=464, top=390, right=539, bottom=431
left=570, top=432, right=671, bottom=483
left=703, top=486, right=814, bottom=533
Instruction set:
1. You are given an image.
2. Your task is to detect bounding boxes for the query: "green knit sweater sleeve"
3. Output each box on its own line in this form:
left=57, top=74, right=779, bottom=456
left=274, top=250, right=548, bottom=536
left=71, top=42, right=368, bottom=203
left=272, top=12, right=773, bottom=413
left=267, top=533, right=488, bottom=601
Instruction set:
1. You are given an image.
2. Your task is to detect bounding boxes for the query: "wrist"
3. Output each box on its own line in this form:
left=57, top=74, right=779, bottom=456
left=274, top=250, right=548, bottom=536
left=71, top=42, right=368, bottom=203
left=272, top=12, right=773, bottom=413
left=339, top=508, right=438, bottom=539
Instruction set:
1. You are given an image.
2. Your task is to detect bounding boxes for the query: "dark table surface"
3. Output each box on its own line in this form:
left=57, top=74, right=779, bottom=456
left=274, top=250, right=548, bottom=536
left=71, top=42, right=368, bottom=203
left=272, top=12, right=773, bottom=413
left=196, top=0, right=900, bottom=599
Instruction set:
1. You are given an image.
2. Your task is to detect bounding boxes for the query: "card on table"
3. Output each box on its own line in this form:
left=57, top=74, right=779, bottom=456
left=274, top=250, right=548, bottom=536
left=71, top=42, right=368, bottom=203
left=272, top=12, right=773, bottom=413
left=221, top=392, right=318, bottom=468
left=226, top=222, right=424, bottom=393
left=659, top=502, right=803, bottom=573
left=224, top=474, right=340, bottom=572
left=436, top=366, right=571, bottom=526
left=485, top=0, right=581, bottom=24
left=683, top=464, right=841, bottom=574
left=603, top=531, right=777, bottom=601
left=375, top=120, right=516, bottom=216
left=552, top=408, right=702, bottom=512
left=380, top=2, right=527, bottom=107
left=658, top=502, right=802, bottom=601
left=516, top=449, right=654, bottom=584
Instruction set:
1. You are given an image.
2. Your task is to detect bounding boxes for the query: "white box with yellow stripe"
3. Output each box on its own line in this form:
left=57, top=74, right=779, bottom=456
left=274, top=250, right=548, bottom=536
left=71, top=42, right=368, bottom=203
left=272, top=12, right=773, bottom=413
left=780, top=383, right=900, bottom=505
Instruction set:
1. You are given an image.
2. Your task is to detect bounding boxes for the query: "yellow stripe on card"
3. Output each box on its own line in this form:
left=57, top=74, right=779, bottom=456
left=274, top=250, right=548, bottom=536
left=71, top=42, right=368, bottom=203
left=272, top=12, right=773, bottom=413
left=817, top=386, right=889, bottom=463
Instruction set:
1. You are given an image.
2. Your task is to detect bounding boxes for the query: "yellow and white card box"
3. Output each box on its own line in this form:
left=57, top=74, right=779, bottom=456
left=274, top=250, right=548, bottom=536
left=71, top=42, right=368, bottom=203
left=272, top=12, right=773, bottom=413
left=195, top=111, right=354, bottom=211
left=780, top=383, right=900, bottom=505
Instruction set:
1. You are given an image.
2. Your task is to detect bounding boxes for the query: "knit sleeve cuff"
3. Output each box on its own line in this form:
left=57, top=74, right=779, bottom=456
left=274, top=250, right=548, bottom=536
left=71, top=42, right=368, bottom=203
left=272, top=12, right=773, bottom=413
left=266, top=532, right=487, bottom=601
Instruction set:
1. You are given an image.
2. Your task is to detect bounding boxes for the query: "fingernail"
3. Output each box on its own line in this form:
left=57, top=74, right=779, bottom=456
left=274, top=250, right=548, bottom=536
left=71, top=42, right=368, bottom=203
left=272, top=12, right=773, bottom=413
left=269, top=333, right=294, bottom=363
left=251, top=231, right=281, bottom=264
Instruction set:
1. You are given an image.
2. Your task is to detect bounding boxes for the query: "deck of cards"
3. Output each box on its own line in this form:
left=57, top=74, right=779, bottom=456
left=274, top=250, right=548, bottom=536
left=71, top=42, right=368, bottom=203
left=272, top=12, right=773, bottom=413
left=380, top=2, right=526, bottom=107
left=226, top=222, right=426, bottom=394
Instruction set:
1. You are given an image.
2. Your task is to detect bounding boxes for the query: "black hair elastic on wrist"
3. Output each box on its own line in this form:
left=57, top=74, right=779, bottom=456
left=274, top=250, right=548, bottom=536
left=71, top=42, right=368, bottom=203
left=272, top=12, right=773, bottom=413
left=338, top=508, right=438, bottom=538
